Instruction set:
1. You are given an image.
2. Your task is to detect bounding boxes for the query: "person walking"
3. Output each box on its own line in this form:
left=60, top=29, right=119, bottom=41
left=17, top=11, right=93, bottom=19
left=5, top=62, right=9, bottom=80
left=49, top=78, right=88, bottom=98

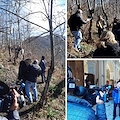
left=39, top=56, right=47, bottom=83
left=68, top=9, right=91, bottom=52
left=112, top=81, right=120, bottom=120
left=25, top=59, right=41, bottom=103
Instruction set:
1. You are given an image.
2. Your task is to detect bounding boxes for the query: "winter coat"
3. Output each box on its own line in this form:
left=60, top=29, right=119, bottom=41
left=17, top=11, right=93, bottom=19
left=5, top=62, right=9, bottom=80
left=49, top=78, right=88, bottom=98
left=24, top=64, right=41, bottom=82
left=39, top=59, right=46, bottom=73
left=68, top=12, right=87, bottom=31
left=18, top=60, right=27, bottom=82
left=93, top=42, right=120, bottom=58
left=112, top=87, right=120, bottom=103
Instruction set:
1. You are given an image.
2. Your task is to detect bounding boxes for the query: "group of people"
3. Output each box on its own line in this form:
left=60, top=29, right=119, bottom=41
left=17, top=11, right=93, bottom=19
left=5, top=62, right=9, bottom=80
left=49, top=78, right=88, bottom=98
left=68, top=9, right=120, bottom=58
left=18, top=56, right=46, bottom=103
left=67, top=66, right=120, bottom=120
left=0, top=56, right=47, bottom=120
left=68, top=80, right=120, bottom=120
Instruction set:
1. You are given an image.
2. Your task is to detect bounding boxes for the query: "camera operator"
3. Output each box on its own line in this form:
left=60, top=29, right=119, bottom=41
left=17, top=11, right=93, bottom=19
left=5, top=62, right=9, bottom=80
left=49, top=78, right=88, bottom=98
left=67, top=82, right=107, bottom=120
left=0, top=89, right=20, bottom=120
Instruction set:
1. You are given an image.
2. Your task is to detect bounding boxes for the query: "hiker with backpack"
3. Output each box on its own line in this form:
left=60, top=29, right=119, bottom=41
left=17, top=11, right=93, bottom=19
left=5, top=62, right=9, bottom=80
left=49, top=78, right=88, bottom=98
left=39, top=56, right=47, bottom=83
left=24, top=59, right=41, bottom=103
left=68, top=9, right=91, bottom=52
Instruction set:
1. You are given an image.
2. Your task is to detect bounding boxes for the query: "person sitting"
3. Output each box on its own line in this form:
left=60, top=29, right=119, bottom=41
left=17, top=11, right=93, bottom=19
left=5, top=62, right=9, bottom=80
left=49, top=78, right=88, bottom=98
left=93, top=31, right=120, bottom=58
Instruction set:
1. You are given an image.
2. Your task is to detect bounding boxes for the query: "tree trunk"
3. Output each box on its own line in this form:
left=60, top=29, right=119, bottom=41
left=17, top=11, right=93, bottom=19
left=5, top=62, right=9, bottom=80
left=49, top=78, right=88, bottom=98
left=101, top=0, right=109, bottom=29
left=37, top=0, right=54, bottom=109
left=87, top=0, right=95, bottom=41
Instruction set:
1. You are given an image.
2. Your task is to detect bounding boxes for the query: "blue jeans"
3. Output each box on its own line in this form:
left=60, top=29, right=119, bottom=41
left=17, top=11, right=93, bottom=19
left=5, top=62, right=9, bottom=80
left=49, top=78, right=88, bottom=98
left=96, top=104, right=107, bottom=120
left=25, top=80, right=37, bottom=102
left=71, top=31, right=82, bottom=49
left=113, top=103, right=120, bottom=118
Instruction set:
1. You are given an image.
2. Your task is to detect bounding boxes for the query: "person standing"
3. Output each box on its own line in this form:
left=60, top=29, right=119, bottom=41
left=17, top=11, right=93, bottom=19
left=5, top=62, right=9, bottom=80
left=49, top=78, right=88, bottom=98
left=25, top=59, right=41, bottom=103
left=39, top=56, right=47, bottom=83
left=96, top=15, right=106, bottom=38
left=112, top=81, right=120, bottom=120
left=68, top=9, right=91, bottom=52
left=112, top=17, right=120, bottom=46
left=96, top=91, right=107, bottom=120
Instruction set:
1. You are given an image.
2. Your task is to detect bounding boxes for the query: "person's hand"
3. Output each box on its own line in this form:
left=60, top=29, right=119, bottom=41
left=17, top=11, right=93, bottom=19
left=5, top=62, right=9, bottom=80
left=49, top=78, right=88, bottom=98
left=96, top=91, right=104, bottom=104
left=86, top=18, right=92, bottom=22
left=96, top=95, right=104, bottom=104
left=10, top=89, right=19, bottom=111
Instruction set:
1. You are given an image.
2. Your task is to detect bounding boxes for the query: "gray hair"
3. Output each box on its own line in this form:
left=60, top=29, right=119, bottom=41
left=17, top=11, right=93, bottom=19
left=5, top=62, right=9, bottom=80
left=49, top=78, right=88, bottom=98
left=33, top=59, right=38, bottom=64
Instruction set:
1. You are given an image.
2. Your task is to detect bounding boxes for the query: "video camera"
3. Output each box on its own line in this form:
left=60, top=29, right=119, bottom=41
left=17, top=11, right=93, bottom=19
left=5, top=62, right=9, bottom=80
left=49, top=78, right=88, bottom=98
left=0, top=81, right=26, bottom=113
left=92, top=85, right=111, bottom=102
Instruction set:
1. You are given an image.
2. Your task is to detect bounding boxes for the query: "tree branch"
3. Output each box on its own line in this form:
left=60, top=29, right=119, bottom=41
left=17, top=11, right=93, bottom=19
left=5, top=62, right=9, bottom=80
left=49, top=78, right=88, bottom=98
left=0, top=7, right=49, bottom=32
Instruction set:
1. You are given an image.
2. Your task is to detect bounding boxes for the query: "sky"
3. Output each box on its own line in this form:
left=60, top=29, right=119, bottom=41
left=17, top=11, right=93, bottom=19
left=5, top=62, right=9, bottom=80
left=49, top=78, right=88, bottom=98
left=58, top=0, right=66, bottom=6
left=26, top=0, right=66, bottom=36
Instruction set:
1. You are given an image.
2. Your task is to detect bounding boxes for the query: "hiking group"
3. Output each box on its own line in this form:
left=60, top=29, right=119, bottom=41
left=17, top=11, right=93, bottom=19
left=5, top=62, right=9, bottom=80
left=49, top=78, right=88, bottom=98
left=18, top=56, right=47, bottom=103
left=68, top=9, right=120, bottom=58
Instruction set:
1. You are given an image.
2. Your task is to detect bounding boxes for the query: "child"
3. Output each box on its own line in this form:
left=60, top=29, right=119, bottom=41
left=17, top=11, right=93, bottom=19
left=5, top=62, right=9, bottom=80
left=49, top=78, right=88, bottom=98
left=112, top=81, right=120, bottom=119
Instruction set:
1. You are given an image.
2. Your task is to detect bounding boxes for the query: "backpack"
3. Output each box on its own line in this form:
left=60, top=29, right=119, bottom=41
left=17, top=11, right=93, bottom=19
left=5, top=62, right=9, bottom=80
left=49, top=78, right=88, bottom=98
left=18, top=60, right=27, bottom=81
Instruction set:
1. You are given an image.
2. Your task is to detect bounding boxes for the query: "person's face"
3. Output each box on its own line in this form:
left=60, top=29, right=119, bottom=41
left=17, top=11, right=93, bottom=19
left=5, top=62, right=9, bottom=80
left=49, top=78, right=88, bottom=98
left=99, top=16, right=101, bottom=20
left=117, top=82, right=120, bottom=88
left=88, top=81, right=91, bottom=85
left=80, top=12, right=82, bottom=16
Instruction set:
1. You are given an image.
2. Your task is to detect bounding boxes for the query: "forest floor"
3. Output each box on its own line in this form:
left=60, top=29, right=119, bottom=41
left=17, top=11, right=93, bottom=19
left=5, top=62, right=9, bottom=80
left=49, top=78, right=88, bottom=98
left=67, top=20, right=105, bottom=58
left=0, top=50, right=65, bottom=120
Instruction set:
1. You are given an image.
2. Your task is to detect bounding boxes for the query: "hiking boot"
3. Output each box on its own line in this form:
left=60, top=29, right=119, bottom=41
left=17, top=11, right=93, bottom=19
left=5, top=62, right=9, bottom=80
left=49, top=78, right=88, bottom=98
left=27, top=101, right=33, bottom=105
left=33, top=99, right=37, bottom=102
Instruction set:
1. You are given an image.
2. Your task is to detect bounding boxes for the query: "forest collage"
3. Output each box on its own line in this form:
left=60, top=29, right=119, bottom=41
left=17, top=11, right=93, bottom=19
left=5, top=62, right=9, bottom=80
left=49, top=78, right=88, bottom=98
left=0, top=0, right=120, bottom=120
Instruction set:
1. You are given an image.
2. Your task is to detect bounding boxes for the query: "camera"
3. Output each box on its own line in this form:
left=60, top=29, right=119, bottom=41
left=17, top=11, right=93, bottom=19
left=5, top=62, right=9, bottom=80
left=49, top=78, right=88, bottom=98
left=0, top=81, right=26, bottom=113
left=93, top=85, right=111, bottom=102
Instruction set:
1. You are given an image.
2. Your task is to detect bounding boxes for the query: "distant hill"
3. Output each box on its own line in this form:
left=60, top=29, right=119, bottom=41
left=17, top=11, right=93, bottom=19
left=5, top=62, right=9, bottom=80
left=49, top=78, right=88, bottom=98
left=24, top=34, right=65, bottom=68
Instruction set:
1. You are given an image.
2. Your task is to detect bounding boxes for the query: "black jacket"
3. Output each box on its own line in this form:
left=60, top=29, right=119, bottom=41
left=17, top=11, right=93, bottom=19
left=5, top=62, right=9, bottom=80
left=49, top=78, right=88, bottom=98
left=68, top=12, right=87, bottom=31
left=93, top=42, right=120, bottom=58
left=39, top=59, right=46, bottom=73
left=18, top=60, right=27, bottom=82
left=24, top=64, right=41, bottom=82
